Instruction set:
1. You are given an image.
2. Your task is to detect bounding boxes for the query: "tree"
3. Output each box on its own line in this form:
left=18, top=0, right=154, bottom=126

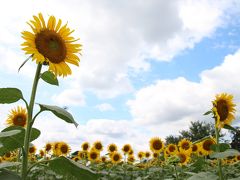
left=230, top=127, right=240, bottom=151
left=165, top=120, right=216, bottom=145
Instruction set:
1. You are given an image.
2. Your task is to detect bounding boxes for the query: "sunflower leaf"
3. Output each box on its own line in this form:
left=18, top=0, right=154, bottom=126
left=0, top=126, right=40, bottom=156
left=40, top=71, right=59, bottom=86
left=188, top=172, right=218, bottom=180
left=210, top=149, right=240, bottom=159
left=210, top=143, right=230, bottom=152
left=0, top=88, right=23, bottom=104
left=0, top=162, right=21, bottom=169
left=223, top=124, right=238, bottom=132
left=48, top=156, right=99, bottom=180
left=0, top=169, right=21, bottom=180
left=38, top=104, right=78, bottom=127
left=203, top=110, right=212, bottom=115
left=18, top=55, right=32, bottom=72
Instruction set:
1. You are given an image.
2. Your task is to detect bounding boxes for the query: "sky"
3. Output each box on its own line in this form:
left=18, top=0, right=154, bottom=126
left=0, top=0, right=240, bottom=153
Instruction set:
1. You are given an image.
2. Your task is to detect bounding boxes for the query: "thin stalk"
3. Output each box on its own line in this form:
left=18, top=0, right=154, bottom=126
left=215, top=126, right=224, bottom=180
left=21, top=63, right=42, bottom=180
left=174, top=165, right=179, bottom=180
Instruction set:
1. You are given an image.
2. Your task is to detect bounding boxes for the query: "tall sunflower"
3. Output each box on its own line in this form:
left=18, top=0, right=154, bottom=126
left=212, top=93, right=236, bottom=128
left=122, top=144, right=132, bottom=154
left=149, top=137, right=164, bottom=153
left=21, top=13, right=81, bottom=77
left=166, top=144, right=178, bottom=155
left=93, top=141, right=103, bottom=152
left=200, top=138, right=216, bottom=156
left=6, top=106, right=27, bottom=127
left=58, top=142, right=71, bottom=156
left=88, top=149, right=99, bottom=162
left=107, top=143, right=118, bottom=153
left=81, top=142, right=90, bottom=152
left=178, top=139, right=192, bottom=155
left=177, top=152, right=190, bottom=166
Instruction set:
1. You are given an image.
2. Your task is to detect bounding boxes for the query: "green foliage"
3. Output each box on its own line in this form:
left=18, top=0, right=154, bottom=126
left=48, top=156, right=99, bottom=180
left=0, top=126, right=40, bottom=156
left=210, top=149, right=240, bottom=159
left=210, top=143, right=230, bottom=152
left=41, top=71, right=59, bottom=86
left=230, top=127, right=240, bottom=151
left=0, top=169, right=21, bottom=180
left=38, top=104, right=78, bottom=127
left=0, top=88, right=23, bottom=104
left=0, top=162, right=21, bottom=169
left=187, top=172, right=218, bottom=180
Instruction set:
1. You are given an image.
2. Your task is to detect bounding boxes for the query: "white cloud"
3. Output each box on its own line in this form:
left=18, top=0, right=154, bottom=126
left=95, top=103, right=114, bottom=112
left=0, top=0, right=239, bottom=99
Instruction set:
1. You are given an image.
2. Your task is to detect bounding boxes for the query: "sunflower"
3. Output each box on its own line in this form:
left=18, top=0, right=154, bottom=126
left=201, top=138, right=216, bottom=155
left=191, top=143, right=200, bottom=155
left=21, top=13, right=81, bottom=77
left=127, top=155, right=135, bottom=164
left=235, top=155, right=240, bottom=162
left=212, top=93, right=236, bottom=128
left=122, top=144, right=132, bottom=154
left=153, top=152, right=159, bottom=159
left=78, top=151, right=86, bottom=159
left=3, top=152, right=13, bottom=161
left=58, top=142, right=71, bottom=156
left=39, top=149, right=45, bottom=157
left=166, top=144, right=178, bottom=155
left=149, top=137, right=164, bottom=153
left=137, top=151, right=145, bottom=160
left=101, top=156, right=107, bottom=163
left=88, top=149, right=99, bottom=162
left=81, top=142, right=90, bottom=152
left=110, top=152, right=122, bottom=164
left=145, top=151, right=151, bottom=158
left=53, top=142, right=60, bottom=156
left=45, top=142, right=52, bottom=152
left=178, top=139, right=192, bottom=154
left=72, top=156, right=79, bottom=162
left=6, top=106, right=27, bottom=127
left=93, top=141, right=103, bottom=152
left=177, top=152, right=190, bottom=166
left=107, top=143, right=118, bottom=153
left=29, top=145, right=37, bottom=154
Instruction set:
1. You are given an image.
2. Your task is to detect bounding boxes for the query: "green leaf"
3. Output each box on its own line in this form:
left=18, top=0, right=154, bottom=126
left=210, top=149, right=240, bottom=159
left=0, top=126, right=40, bottom=156
left=48, top=156, right=99, bottom=180
left=0, top=162, right=21, bottom=169
left=0, top=169, right=21, bottom=180
left=38, top=104, right=78, bottom=127
left=188, top=172, right=218, bottom=180
left=210, top=143, right=230, bottom=152
left=40, top=71, right=59, bottom=86
left=0, top=88, right=23, bottom=104
left=223, top=124, right=238, bottom=132
left=18, top=55, right=32, bottom=72
left=203, top=110, right=212, bottom=115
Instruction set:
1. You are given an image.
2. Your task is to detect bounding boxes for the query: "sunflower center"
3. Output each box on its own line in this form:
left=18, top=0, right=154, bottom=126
left=46, top=144, right=52, bottom=151
left=182, top=142, right=190, bottom=150
left=145, top=152, right=150, bottom=157
left=179, top=154, right=186, bottom=163
left=83, top=144, right=89, bottom=151
left=90, top=152, right=97, bottom=159
left=60, top=145, right=68, bottom=153
left=153, top=140, right=162, bottom=150
left=13, top=115, right=26, bottom=127
left=113, top=154, right=120, bottom=161
left=169, top=145, right=176, bottom=152
left=203, top=140, right=214, bottom=151
left=153, top=153, right=158, bottom=158
left=216, top=100, right=229, bottom=121
left=109, top=145, right=116, bottom=152
left=29, top=147, right=35, bottom=153
left=95, top=143, right=102, bottom=150
left=35, top=30, right=66, bottom=64
left=123, top=146, right=130, bottom=152
left=192, top=144, right=198, bottom=152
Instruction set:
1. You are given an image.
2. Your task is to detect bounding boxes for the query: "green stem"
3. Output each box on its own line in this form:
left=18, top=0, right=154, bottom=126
left=215, top=126, right=224, bottom=180
left=21, top=63, right=42, bottom=180
left=174, top=165, right=179, bottom=180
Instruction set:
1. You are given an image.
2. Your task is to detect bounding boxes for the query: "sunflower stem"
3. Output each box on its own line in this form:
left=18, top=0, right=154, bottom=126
left=174, top=165, right=179, bottom=180
left=21, top=63, right=42, bottom=180
left=215, top=126, right=224, bottom=180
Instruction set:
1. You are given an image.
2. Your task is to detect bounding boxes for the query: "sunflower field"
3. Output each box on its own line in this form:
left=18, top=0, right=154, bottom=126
left=0, top=13, right=240, bottom=180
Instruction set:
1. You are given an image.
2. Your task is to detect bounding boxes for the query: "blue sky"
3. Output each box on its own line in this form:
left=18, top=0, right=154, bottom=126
left=0, top=0, right=240, bottom=152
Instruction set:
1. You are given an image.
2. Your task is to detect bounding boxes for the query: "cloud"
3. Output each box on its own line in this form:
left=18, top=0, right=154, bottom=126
left=95, top=103, right=115, bottom=112
left=0, top=0, right=239, bottom=99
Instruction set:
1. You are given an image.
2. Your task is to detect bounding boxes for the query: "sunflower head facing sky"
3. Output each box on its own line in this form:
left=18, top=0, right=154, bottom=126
left=21, top=13, right=81, bottom=77
left=212, top=93, right=236, bottom=128
left=6, top=106, right=27, bottom=127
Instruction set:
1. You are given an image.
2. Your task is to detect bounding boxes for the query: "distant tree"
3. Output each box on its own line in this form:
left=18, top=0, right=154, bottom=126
left=230, top=127, right=240, bottom=151
left=165, top=120, right=216, bottom=145
left=165, top=135, right=181, bottom=145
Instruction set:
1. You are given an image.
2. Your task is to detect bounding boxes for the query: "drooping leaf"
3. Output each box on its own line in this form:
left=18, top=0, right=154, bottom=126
left=38, top=104, right=78, bottom=127
left=203, top=110, right=212, bottom=116
left=0, top=169, right=21, bottom=180
left=0, top=88, right=23, bottom=104
left=48, top=156, right=99, bottom=180
left=210, top=149, right=240, bottom=159
left=210, top=143, right=230, bottom=152
left=188, top=172, right=218, bottom=180
left=0, top=162, right=21, bottom=169
left=18, top=55, right=32, bottom=72
left=40, top=71, right=59, bottom=86
left=0, top=126, right=40, bottom=156
left=223, top=124, right=238, bottom=132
